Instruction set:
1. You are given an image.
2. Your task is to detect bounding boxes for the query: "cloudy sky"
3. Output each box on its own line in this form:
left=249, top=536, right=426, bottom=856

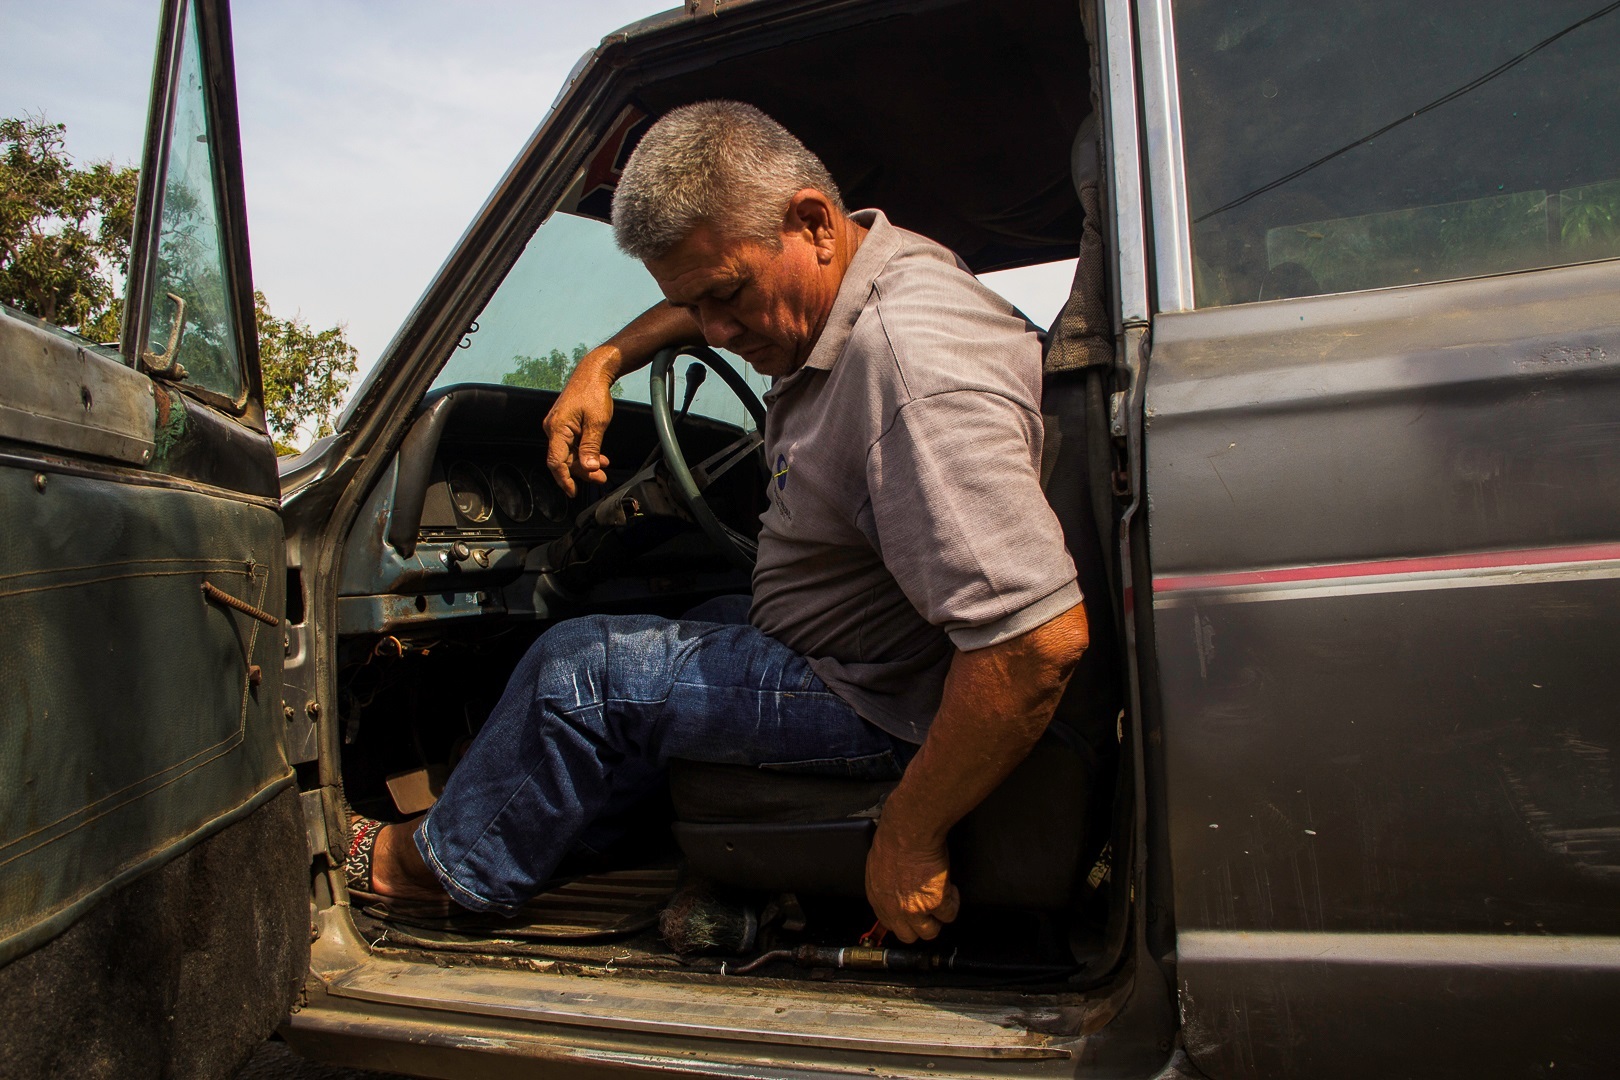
left=3, top=0, right=1073, bottom=387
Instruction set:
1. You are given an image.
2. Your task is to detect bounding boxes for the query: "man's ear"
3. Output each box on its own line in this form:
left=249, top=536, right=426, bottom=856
left=785, top=189, right=838, bottom=260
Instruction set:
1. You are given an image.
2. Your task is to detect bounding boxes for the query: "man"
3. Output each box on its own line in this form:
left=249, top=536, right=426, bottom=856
left=353, top=101, right=1089, bottom=944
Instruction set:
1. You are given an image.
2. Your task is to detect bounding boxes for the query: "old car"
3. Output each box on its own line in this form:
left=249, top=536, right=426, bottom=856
left=3, top=0, right=1618, bottom=1076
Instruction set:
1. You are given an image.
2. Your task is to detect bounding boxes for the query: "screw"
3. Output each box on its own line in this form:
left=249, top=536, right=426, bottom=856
left=283, top=704, right=296, bottom=723
left=33, top=473, right=47, bottom=492
left=306, top=700, right=321, bottom=719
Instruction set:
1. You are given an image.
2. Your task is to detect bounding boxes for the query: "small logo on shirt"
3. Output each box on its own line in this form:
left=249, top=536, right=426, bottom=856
left=774, top=453, right=790, bottom=491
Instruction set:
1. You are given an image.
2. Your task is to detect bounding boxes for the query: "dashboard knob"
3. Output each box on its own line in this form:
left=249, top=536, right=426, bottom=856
left=440, top=541, right=473, bottom=568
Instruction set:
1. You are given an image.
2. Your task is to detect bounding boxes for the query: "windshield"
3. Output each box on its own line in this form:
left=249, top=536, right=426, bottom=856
left=435, top=206, right=1080, bottom=429
left=434, top=210, right=772, bottom=430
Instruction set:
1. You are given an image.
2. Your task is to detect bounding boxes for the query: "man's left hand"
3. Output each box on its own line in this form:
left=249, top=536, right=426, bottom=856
left=865, top=819, right=961, bottom=943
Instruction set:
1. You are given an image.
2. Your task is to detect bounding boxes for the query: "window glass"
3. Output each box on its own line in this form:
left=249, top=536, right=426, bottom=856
left=143, top=1, right=244, bottom=400
left=1173, top=0, right=1620, bottom=306
left=434, top=211, right=771, bottom=431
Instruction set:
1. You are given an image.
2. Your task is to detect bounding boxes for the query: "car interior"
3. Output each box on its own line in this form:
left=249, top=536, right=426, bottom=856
left=323, top=0, right=1133, bottom=996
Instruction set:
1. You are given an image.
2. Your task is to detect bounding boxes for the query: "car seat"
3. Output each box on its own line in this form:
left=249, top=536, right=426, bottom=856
left=667, top=127, right=1122, bottom=908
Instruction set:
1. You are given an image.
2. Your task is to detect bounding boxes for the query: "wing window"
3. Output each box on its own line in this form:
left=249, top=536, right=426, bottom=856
left=141, top=0, right=246, bottom=402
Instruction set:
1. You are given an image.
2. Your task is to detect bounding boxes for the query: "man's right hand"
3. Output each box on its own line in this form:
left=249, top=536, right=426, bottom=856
left=542, top=302, right=705, bottom=497
left=544, top=347, right=620, bottom=497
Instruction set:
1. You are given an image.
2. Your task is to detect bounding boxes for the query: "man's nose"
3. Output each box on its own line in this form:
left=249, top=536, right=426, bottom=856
left=698, top=305, right=743, bottom=347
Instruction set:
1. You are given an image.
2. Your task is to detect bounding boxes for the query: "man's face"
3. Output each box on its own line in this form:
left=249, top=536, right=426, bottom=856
left=646, top=218, right=837, bottom=379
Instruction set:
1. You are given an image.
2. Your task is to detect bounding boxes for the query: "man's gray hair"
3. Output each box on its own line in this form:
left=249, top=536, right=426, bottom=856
left=612, top=100, right=845, bottom=261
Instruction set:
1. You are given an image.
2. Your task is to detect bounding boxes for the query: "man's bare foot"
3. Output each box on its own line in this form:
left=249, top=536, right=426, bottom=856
left=358, top=816, right=454, bottom=903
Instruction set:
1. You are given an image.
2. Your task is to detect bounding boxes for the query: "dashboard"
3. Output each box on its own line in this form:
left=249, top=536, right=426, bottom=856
left=336, top=384, right=762, bottom=636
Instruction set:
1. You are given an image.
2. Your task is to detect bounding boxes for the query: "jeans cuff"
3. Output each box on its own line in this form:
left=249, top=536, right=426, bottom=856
left=414, top=818, right=519, bottom=916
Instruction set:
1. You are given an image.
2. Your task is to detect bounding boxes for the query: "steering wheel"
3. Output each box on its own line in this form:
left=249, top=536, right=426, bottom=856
left=649, top=345, right=768, bottom=570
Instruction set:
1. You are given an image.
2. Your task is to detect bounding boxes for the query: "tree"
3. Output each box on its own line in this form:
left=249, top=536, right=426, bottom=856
left=502, top=344, right=587, bottom=391
left=3, top=116, right=358, bottom=455
left=502, top=344, right=621, bottom=396
left=0, top=114, right=136, bottom=340
left=255, top=291, right=358, bottom=454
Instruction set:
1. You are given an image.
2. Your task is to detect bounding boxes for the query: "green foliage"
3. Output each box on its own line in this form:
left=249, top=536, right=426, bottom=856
left=3, top=116, right=357, bottom=454
left=502, top=344, right=620, bottom=396
left=0, top=114, right=137, bottom=338
left=1267, top=190, right=1547, bottom=295
left=1560, top=179, right=1620, bottom=258
left=255, top=291, right=358, bottom=454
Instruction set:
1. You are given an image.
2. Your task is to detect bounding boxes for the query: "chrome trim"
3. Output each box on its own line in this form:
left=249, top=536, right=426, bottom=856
left=1099, top=0, right=1150, bottom=327
left=1136, top=0, right=1195, bottom=313
left=1179, top=929, right=1620, bottom=970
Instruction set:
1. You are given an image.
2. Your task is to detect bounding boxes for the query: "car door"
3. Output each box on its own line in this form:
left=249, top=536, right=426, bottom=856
left=1133, top=1, right=1620, bottom=1077
left=0, top=1, right=306, bottom=1076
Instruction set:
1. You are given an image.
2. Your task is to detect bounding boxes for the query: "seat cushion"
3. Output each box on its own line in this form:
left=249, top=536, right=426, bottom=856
left=669, top=761, right=894, bottom=825
left=669, top=734, right=1105, bottom=909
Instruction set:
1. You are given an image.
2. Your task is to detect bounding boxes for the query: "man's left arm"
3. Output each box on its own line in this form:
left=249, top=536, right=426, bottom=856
left=866, top=601, right=1089, bottom=942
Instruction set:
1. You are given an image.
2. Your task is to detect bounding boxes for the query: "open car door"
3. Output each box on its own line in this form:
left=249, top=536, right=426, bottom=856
left=0, top=1, right=306, bottom=1075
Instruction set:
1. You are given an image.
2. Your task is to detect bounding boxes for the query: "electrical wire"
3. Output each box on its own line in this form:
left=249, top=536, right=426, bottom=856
left=1195, top=1, right=1620, bottom=225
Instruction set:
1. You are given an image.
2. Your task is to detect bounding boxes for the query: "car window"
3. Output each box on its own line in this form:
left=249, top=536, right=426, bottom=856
left=1173, top=0, right=1620, bottom=307
left=434, top=210, right=772, bottom=431
left=142, top=0, right=246, bottom=403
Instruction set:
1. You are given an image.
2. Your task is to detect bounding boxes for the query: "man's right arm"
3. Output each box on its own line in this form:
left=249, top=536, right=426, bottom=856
left=543, top=302, right=703, bottom=496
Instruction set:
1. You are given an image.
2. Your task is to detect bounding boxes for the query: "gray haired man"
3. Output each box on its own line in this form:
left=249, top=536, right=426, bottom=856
left=358, top=101, right=1089, bottom=944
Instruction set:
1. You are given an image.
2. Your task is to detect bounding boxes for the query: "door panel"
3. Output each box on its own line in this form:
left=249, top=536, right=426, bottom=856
left=0, top=451, right=288, bottom=966
left=1146, top=260, right=1620, bottom=1076
left=0, top=0, right=304, bottom=1074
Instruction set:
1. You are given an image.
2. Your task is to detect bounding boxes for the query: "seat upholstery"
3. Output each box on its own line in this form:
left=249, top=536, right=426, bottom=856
left=671, top=730, right=1103, bottom=908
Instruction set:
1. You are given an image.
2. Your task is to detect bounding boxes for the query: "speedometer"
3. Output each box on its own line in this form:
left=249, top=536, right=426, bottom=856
left=446, top=461, right=493, bottom=523
left=490, top=463, right=533, bottom=523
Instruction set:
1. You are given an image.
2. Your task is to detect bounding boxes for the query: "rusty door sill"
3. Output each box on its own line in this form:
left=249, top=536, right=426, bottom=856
left=323, top=958, right=1076, bottom=1061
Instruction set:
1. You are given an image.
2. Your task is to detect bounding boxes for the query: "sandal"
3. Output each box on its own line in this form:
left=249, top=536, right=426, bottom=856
left=343, top=813, right=460, bottom=918
left=343, top=814, right=387, bottom=901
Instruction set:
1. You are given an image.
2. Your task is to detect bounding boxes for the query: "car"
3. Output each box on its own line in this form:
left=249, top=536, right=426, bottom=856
left=3, top=0, right=1618, bottom=1076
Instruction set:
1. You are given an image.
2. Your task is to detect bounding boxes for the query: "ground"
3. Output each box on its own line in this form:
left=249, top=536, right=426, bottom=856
left=235, top=1039, right=408, bottom=1080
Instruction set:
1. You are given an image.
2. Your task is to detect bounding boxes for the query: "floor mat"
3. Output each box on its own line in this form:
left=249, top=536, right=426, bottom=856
left=357, top=866, right=680, bottom=940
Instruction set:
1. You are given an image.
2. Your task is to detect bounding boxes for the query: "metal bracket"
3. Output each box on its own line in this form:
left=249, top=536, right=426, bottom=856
left=141, top=292, right=189, bottom=380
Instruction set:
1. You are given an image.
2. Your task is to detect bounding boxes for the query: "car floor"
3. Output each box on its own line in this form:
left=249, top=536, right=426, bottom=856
left=342, top=843, right=1101, bottom=997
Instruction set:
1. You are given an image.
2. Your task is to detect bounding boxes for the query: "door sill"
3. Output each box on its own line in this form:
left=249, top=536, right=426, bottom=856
left=320, top=955, right=1084, bottom=1062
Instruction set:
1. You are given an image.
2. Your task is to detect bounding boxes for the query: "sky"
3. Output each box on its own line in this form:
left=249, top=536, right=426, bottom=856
left=2, top=0, right=1075, bottom=398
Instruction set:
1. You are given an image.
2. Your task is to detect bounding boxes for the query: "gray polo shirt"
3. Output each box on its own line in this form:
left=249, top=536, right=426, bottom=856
left=749, top=209, right=1080, bottom=743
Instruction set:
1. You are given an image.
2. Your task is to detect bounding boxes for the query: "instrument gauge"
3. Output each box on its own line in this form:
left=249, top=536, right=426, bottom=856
left=491, top=463, right=533, bottom=523
left=528, top=467, right=570, bottom=523
left=446, top=461, right=493, bottom=523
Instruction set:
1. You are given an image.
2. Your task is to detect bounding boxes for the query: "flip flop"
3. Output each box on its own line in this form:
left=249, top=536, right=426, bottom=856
left=343, top=813, right=465, bottom=918
left=342, top=814, right=387, bottom=902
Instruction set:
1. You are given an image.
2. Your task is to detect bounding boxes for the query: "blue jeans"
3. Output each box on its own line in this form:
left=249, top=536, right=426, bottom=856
left=414, top=596, right=914, bottom=914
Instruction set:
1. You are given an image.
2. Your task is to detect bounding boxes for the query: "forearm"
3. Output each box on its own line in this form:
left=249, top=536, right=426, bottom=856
left=583, top=302, right=704, bottom=381
left=545, top=302, right=706, bottom=494
left=881, top=602, right=1090, bottom=847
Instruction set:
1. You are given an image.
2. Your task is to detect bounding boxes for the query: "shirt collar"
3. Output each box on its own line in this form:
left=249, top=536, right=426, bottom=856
left=799, top=208, right=903, bottom=373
